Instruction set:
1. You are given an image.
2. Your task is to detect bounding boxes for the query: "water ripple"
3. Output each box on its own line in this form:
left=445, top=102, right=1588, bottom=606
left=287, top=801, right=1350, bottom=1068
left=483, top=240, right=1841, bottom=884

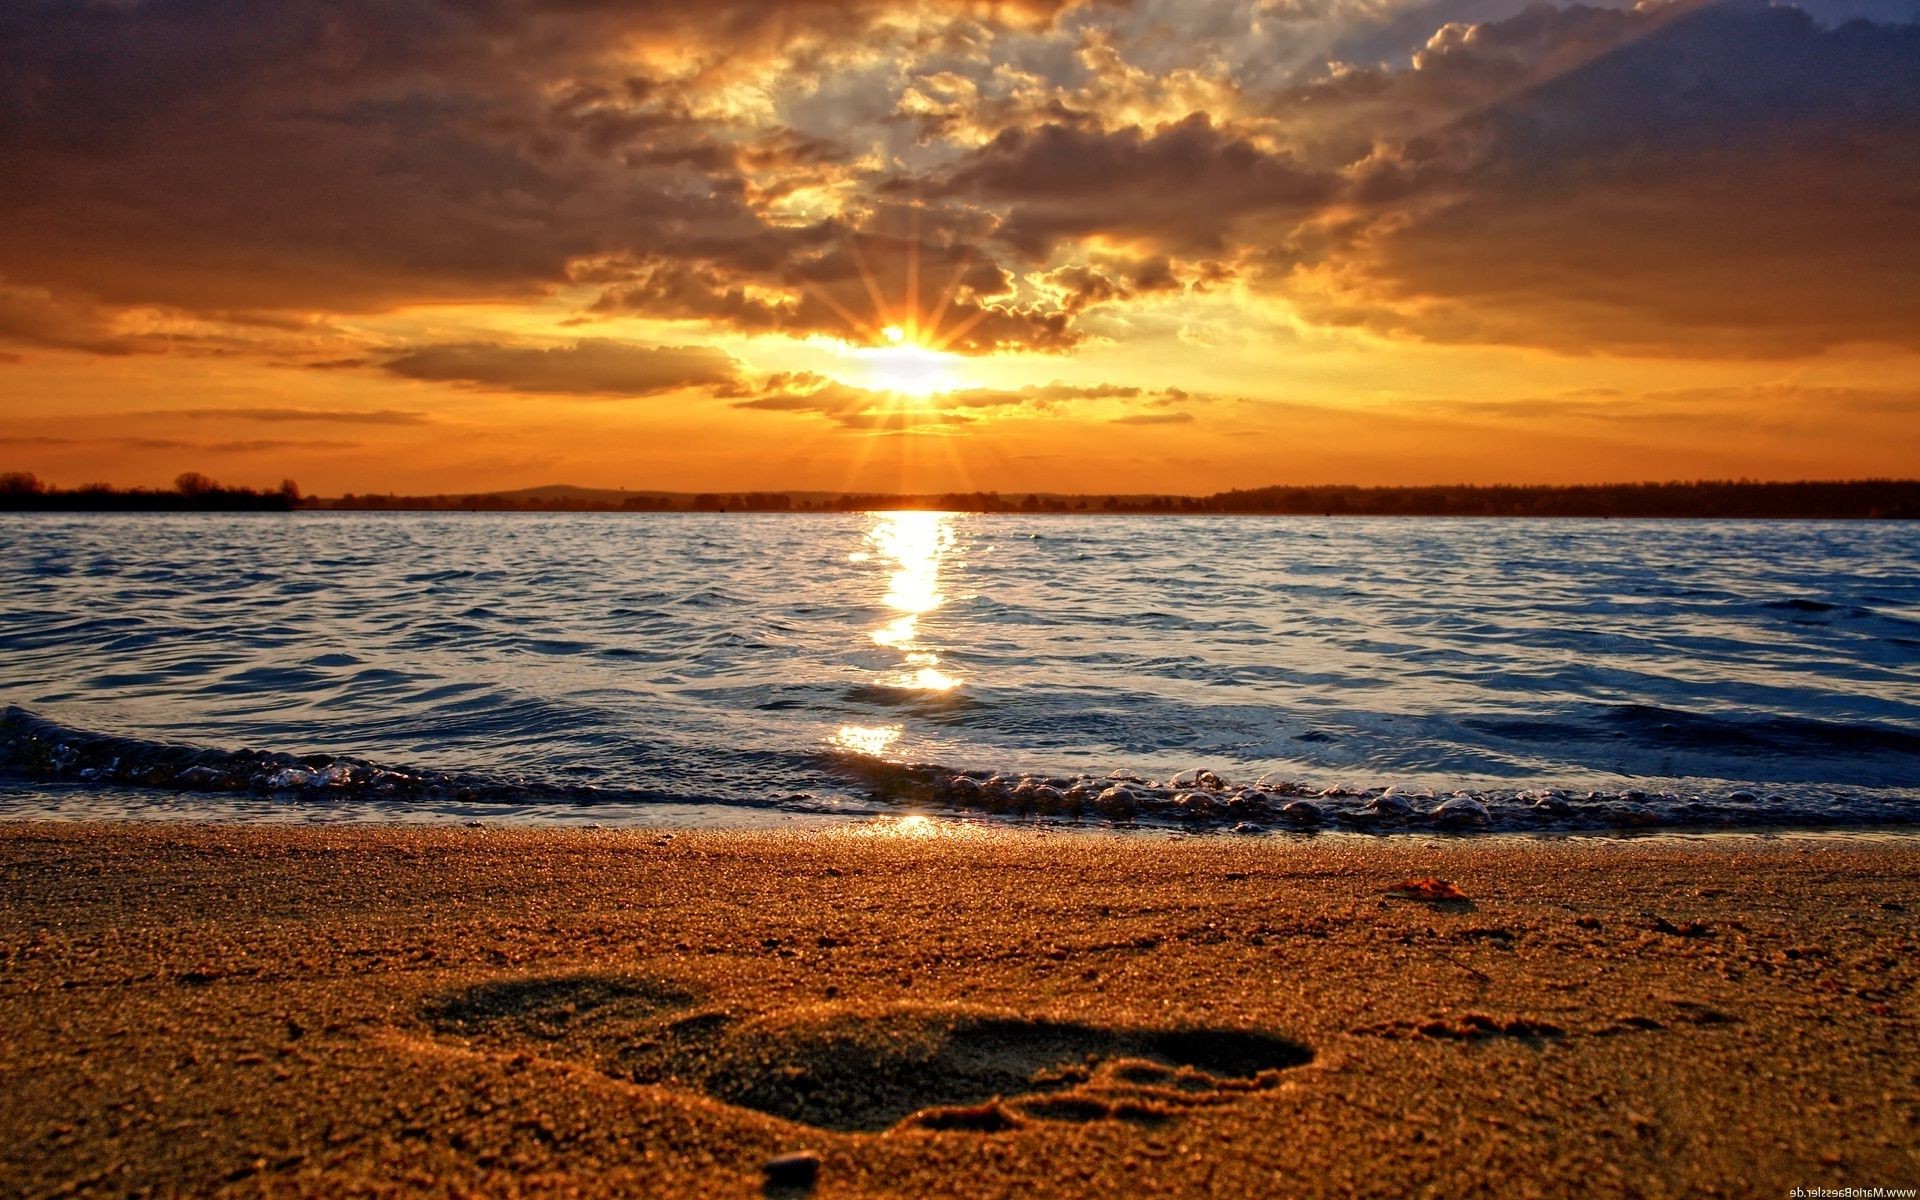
left=0, top=511, right=1915, bottom=829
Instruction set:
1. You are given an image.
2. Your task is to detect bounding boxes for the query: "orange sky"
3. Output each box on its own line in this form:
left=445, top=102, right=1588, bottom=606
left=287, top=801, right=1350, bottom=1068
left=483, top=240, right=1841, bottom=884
left=2, top=0, right=1916, bottom=494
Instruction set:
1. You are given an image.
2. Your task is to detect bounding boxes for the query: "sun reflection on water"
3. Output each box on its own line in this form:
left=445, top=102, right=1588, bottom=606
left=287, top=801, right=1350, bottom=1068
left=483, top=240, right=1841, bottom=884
left=858, top=511, right=961, bottom=694
left=832, top=723, right=900, bottom=757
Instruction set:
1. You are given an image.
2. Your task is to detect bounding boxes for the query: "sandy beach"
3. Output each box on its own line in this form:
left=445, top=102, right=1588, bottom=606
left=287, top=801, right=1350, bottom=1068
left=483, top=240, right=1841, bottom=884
left=0, top=820, right=1915, bottom=1197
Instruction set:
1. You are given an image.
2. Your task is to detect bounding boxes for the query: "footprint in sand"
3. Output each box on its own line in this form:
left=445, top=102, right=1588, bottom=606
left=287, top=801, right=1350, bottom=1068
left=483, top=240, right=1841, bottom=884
left=421, top=973, right=1313, bottom=1134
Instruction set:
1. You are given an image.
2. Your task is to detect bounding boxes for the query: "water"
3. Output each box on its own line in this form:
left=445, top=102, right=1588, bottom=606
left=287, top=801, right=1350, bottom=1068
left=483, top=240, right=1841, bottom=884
left=2, top=511, right=1917, bottom=832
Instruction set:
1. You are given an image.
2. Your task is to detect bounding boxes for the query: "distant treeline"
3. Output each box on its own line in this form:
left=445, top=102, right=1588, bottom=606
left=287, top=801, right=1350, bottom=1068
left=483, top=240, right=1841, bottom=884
left=311, top=479, right=1920, bottom=519
left=1208, top=479, right=1920, bottom=519
left=0, top=472, right=300, bottom=512
left=5, top=473, right=1917, bottom=518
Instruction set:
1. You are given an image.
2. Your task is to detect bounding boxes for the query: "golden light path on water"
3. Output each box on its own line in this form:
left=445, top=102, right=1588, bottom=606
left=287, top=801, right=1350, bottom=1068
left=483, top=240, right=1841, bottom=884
left=833, top=510, right=961, bottom=761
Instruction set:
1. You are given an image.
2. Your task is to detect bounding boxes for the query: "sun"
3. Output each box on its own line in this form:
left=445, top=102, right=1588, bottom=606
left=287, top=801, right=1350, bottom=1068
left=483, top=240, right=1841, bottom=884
left=793, top=220, right=983, bottom=400
left=858, top=327, right=962, bottom=398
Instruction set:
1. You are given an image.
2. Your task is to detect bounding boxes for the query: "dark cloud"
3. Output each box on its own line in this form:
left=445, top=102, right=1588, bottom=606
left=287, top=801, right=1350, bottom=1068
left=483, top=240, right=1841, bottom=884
left=1307, top=2, right=1920, bottom=355
left=1268, top=2, right=1655, bottom=168
left=934, top=113, right=1337, bottom=257
left=584, top=210, right=1082, bottom=353
left=0, top=0, right=1070, bottom=320
left=2, top=0, right=1915, bottom=365
left=1043, top=257, right=1185, bottom=313
left=0, top=284, right=139, bottom=355
left=381, top=339, right=742, bottom=396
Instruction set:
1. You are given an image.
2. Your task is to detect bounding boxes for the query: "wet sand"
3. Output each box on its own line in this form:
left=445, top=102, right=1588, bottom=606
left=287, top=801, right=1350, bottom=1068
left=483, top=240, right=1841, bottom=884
left=1, top=820, right=1916, bottom=1197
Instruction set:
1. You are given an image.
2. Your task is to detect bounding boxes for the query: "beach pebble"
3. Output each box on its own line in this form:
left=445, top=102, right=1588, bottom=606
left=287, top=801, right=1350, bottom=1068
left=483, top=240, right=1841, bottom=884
left=1382, top=784, right=1435, bottom=801
left=1170, top=768, right=1223, bottom=790
left=1231, top=821, right=1265, bottom=835
left=763, top=1150, right=820, bottom=1190
left=1027, top=784, right=1063, bottom=812
left=266, top=767, right=319, bottom=790
left=1530, top=795, right=1574, bottom=816
left=1433, top=795, right=1491, bottom=828
left=1367, top=793, right=1413, bottom=817
left=1280, top=800, right=1323, bottom=824
left=1176, top=791, right=1220, bottom=819
left=1229, top=790, right=1273, bottom=818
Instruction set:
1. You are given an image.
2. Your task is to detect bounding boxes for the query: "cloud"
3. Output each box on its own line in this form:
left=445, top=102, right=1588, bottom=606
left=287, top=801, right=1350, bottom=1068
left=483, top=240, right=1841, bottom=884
left=1041, top=257, right=1188, bottom=314
left=0, top=436, right=359, bottom=452
left=0, top=283, right=140, bottom=355
left=582, top=216, right=1084, bottom=353
left=0, top=0, right=1075, bottom=326
left=1296, top=3, right=1920, bottom=355
left=733, top=371, right=1196, bottom=429
left=2, top=0, right=1916, bottom=365
left=1110, top=410, right=1195, bottom=424
left=934, top=112, right=1336, bottom=258
left=1424, top=383, right=1920, bottom=428
left=380, top=339, right=742, bottom=396
left=135, top=407, right=434, bottom=425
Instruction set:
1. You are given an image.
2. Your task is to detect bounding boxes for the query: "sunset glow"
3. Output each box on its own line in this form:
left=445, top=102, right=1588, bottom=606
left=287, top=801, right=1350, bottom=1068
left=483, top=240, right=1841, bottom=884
left=0, top=1, right=1915, bottom=494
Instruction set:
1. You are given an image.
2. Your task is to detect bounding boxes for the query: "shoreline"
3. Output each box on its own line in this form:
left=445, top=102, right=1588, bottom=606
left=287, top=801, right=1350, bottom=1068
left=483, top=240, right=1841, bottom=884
left=11, top=785, right=1920, bottom=842
left=2, top=820, right=1916, bottom=1196
left=10, top=794, right=1920, bottom=842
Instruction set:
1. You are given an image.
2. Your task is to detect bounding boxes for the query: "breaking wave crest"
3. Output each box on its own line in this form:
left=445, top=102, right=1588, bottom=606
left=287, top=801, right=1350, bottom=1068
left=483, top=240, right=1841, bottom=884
left=9, top=706, right=1920, bottom=835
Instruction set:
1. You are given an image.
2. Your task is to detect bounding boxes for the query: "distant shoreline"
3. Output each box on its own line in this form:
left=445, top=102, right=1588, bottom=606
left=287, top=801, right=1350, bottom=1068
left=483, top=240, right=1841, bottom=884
left=4, top=478, right=1917, bottom=519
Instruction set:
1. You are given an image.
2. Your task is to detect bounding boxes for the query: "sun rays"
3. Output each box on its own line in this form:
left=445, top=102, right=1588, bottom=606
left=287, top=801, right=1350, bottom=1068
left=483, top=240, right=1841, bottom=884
left=803, top=210, right=988, bottom=402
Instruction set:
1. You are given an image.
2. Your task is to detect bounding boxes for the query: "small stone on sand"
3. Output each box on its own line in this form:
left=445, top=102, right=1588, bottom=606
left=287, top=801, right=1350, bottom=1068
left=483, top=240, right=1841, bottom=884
left=764, top=1150, right=820, bottom=1190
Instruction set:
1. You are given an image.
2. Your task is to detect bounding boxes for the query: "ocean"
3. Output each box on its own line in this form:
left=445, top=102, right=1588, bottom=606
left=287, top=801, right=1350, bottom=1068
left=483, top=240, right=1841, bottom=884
left=2, top=511, right=1917, bottom=832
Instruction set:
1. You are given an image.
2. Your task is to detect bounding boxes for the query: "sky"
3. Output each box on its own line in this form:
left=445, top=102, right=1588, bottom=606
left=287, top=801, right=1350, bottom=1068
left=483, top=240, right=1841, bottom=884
left=1, top=0, right=1917, bottom=496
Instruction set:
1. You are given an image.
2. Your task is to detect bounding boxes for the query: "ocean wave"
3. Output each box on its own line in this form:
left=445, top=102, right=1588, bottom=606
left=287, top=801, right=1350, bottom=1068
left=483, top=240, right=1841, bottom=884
left=9, top=706, right=1920, bottom=835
